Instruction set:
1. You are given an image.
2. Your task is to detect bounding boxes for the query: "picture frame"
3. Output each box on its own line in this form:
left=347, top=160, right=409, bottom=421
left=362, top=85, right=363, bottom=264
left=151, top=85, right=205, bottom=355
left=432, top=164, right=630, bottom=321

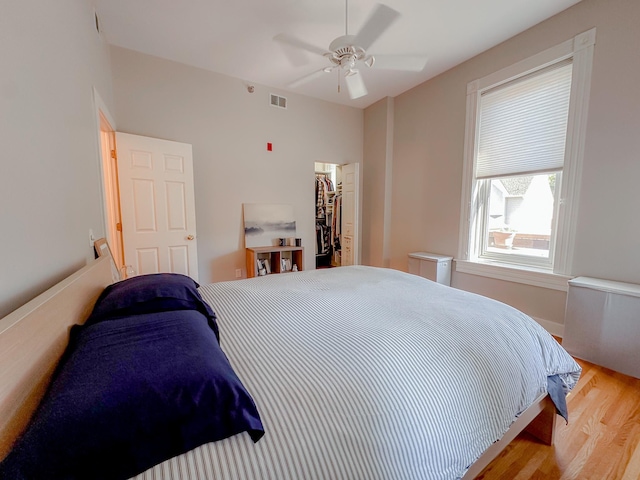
left=243, top=203, right=297, bottom=248
left=94, top=238, right=121, bottom=282
left=93, top=238, right=110, bottom=258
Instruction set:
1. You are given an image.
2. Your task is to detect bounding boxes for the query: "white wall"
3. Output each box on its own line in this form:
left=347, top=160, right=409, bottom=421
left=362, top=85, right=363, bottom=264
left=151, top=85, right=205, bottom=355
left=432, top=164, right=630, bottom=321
left=110, top=47, right=363, bottom=283
left=0, top=0, right=114, bottom=318
left=362, top=97, right=392, bottom=268
left=363, top=0, right=640, bottom=332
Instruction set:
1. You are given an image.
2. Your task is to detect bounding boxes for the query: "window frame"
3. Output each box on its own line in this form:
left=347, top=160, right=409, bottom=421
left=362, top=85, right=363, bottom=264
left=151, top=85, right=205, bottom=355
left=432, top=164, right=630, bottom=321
left=457, top=29, right=596, bottom=290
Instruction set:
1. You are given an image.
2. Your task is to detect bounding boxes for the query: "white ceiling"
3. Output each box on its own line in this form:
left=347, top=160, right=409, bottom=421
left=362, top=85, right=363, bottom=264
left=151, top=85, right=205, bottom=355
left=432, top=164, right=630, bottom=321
left=94, top=0, right=582, bottom=109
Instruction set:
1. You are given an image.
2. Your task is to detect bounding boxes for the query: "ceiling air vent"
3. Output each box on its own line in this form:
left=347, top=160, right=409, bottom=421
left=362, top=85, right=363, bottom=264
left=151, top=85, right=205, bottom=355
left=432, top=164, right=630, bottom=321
left=270, top=94, right=287, bottom=109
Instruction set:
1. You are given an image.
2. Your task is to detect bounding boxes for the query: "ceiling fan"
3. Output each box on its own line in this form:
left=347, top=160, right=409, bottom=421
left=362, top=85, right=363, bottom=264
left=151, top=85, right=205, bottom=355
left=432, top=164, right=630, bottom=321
left=274, top=1, right=428, bottom=100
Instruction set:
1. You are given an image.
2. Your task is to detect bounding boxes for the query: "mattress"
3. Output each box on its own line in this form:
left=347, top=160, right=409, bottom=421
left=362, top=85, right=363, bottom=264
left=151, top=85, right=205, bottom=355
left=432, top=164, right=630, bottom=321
left=133, top=266, right=581, bottom=480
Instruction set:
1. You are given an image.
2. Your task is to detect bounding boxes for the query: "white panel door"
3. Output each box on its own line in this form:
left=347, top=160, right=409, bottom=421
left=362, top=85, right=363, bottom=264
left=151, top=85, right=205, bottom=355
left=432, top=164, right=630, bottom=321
left=116, top=133, right=199, bottom=281
left=340, top=163, right=359, bottom=266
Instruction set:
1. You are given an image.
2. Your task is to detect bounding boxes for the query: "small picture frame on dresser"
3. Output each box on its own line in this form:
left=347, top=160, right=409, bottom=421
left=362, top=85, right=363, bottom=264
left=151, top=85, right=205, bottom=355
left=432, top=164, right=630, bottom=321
left=93, top=238, right=121, bottom=282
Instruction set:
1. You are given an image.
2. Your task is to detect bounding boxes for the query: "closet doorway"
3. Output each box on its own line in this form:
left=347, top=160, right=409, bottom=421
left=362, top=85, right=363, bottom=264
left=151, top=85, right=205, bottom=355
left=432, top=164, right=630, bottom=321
left=314, top=162, right=360, bottom=269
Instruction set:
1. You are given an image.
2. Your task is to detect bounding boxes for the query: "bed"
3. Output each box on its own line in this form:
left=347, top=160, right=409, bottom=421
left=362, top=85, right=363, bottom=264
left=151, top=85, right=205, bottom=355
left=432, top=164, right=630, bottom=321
left=0, top=255, right=581, bottom=480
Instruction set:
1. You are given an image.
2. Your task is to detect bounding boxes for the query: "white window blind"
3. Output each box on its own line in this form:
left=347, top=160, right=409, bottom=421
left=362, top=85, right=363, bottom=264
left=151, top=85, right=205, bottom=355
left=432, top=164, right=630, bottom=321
left=476, top=60, right=573, bottom=179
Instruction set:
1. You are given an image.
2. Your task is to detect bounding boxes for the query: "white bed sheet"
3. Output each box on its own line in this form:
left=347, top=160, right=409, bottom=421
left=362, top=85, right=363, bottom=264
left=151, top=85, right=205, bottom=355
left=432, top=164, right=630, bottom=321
left=134, top=266, right=581, bottom=480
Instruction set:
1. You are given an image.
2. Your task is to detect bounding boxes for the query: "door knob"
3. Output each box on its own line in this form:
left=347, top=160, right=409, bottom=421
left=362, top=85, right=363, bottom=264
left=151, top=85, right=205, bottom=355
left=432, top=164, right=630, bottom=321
left=187, top=235, right=195, bottom=241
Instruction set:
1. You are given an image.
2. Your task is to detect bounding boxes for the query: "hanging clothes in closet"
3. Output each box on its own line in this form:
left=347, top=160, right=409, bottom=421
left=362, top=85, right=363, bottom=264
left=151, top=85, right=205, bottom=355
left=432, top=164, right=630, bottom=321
left=315, top=174, right=335, bottom=267
left=316, top=174, right=334, bottom=217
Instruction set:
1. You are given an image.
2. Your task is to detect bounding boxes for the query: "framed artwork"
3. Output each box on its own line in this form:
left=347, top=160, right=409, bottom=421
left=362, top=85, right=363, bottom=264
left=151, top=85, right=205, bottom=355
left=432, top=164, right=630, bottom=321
left=93, top=238, right=110, bottom=258
left=243, top=203, right=296, bottom=248
left=94, top=238, right=121, bottom=282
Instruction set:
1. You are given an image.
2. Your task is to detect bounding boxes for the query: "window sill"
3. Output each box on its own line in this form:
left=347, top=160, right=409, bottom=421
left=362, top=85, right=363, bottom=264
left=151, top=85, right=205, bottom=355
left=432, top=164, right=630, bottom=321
left=455, top=260, right=572, bottom=292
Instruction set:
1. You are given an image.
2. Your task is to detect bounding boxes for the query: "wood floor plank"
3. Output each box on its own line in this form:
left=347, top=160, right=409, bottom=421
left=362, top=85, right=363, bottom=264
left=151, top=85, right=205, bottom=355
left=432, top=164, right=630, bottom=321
left=621, top=433, right=640, bottom=480
left=511, top=448, right=548, bottom=480
left=476, top=358, right=640, bottom=480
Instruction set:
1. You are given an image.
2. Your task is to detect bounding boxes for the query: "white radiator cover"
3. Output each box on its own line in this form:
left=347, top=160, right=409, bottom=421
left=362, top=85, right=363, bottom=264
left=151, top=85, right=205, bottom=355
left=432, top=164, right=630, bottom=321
left=408, top=252, right=452, bottom=286
left=563, top=276, right=640, bottom=379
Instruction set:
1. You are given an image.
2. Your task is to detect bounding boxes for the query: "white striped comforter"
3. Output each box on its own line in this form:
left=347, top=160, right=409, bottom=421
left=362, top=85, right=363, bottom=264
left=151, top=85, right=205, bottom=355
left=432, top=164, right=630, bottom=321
left=133, top=266, right=581, bottom=480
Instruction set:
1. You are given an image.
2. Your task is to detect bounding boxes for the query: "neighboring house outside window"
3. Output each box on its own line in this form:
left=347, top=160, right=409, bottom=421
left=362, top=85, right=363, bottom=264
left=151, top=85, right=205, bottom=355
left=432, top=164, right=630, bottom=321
left=457, top=29, right=596, bottom=290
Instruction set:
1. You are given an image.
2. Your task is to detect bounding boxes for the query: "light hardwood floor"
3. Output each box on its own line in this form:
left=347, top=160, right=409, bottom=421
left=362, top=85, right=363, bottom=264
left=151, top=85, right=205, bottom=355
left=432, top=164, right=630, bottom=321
left=476, top=357, right=640, bottom=479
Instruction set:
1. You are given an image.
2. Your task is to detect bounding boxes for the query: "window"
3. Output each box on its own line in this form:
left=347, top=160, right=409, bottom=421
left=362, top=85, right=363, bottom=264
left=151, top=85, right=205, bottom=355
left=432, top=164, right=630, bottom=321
left=458, top=29, right=595, bottom=288
left=475, top=61, right=572, bottom=269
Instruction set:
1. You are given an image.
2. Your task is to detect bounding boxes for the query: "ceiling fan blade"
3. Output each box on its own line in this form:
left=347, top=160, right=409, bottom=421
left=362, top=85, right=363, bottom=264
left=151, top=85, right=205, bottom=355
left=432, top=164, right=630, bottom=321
left=276, top=45, right=311, bottom=67
left=370, top=55, right=428, bottom=72
left=353, top=4, right=400, bottom=51
left=274, top=33, right=331, bottom=61
left=344, top=71, right=368, bottom=99
left=288, top=69, right=329, bottom=89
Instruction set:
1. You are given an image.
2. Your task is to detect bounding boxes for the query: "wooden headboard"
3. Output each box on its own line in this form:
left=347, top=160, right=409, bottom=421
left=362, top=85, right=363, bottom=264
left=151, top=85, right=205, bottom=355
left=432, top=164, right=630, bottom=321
left=0, top=255, right=114, bottom=459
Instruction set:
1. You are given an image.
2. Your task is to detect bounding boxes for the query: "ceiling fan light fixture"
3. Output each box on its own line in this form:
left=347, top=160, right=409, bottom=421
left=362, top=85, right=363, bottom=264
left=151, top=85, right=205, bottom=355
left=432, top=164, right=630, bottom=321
left=339, top=55, right=357, bottom=70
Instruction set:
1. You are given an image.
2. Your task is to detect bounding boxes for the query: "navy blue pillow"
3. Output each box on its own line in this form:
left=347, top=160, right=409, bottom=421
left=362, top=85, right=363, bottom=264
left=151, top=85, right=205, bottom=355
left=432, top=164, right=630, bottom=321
left=0, top=310, right=264, bottom=480
left=86, top=273, right=219, bottom=340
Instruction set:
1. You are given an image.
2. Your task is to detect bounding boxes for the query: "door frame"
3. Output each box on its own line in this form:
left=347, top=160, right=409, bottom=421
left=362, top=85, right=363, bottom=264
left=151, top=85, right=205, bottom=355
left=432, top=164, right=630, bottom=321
left=93, top=87, right=124, bottom=269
